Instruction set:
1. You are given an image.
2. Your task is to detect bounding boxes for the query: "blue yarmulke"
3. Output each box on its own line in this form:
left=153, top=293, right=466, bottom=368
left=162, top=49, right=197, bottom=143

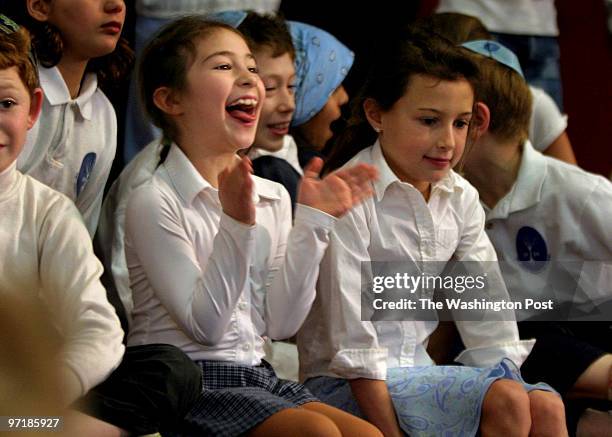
left=288, top=21, right=354, bottom=127
left=462, top=40, right=524, bottom=78
left=206, top=10, right=247, bottom=28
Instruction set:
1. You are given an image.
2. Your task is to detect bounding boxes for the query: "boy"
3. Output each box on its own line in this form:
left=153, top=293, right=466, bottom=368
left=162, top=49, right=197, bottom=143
left=461, top=40, right=612, bottom=436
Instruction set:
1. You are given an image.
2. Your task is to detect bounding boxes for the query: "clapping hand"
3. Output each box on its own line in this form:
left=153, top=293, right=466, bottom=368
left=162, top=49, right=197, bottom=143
left=297, top=157, right=378, bottom=218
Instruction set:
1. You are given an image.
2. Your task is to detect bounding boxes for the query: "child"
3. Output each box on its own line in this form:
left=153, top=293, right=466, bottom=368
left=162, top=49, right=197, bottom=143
left=416, top=12, right=576, bottom=165
left=297, top=29, right=567, bottom=437
left=123, top=16, right=382, bottom=437
left=459, top=39, right=612, bottom=436
left=288, top=21, right=352, bottom=159
left=246, top=17, right=353, bottom=212
left=5, top=0, right=133, bottom=236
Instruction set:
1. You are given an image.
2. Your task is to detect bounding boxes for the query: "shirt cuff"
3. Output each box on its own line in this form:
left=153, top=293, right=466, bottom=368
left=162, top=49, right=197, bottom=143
left=219, top=211, right=257, bottom=234
left=294, top=204, right=337, bottom=231
left=454, top=339, right=535, bottom=368
left=329, top=348, right=388, bottom=380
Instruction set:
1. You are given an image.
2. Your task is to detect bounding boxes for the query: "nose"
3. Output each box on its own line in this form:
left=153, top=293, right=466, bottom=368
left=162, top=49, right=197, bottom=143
left=237, top=67, right=258, bottom=89
left=437, top=123, right=456, bottom=151
left=278, top=87, right=296, bottom=114
left=335, top=85, right=349, bottom=106
left=104, top=0, right=124, bottom=14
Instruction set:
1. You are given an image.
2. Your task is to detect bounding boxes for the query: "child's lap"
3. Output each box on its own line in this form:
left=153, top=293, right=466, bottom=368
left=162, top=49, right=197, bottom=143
left=305, top=359, right=553, bottom=437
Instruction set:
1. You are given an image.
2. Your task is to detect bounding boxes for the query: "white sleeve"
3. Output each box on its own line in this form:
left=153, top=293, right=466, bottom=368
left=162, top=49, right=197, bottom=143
left=452, top=189, right=534, bottom=367
left=264, top=190, right=338, bottom=340
left=321, top=206, right=388, bottom=379
left=529, top=86, right=568, bottom=152
left=39, top=198, right=125, bottom=402
left=74, top=109, right=117, bottom=237
left=125, top=184, right=256, bottom=346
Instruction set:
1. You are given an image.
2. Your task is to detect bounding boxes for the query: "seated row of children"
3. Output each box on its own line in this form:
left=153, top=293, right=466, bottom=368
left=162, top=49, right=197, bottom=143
left=1, top=1, right=611, bottom=435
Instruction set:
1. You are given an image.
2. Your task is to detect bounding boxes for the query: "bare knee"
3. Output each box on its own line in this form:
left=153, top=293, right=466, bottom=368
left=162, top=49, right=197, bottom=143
left=528, top=390, right=568, bottom=437
left=249, top=408, right=341, bottom=437
left=481, top=380, right=531, bottom=437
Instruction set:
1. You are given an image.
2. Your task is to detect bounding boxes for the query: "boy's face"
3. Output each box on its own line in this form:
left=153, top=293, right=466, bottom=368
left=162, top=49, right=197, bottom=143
left=0, top=66, right=41, bottom=173
left=297, top=84, right=348, bottom=151
left=252, top=49, right=296, bottom=152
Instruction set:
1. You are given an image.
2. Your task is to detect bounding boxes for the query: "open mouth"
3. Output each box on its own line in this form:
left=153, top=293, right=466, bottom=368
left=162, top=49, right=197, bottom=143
left=267, top=121, right=290, bottom=136
left=226, top=97, right=258, bottom=124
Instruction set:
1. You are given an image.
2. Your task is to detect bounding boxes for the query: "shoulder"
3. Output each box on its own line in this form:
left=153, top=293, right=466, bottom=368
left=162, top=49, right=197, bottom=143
left=542, top=158, right=612, bottom=206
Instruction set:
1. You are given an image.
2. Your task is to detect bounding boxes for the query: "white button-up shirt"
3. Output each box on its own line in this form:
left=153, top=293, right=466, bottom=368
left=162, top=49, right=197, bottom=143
left=298, top=141, right=534, bottom=381
left=125, top=144, right=336, bottom=364
left=18, top=66, right=117, bottom=236
left=483, top=141, right=612, bottom=310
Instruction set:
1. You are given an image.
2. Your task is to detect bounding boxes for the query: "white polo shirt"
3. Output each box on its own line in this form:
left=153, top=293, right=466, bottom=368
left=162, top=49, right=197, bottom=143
left=298, top=141, right=534, bottom=382
left=18, top=66, right=117, bottom=236
left=125, top=144, right=336, bottom=364
left=483, top=141, right=612, bottom=311
left=0, top=162, right=124, bottom=403
left=529, top=86, right=567, bottom=152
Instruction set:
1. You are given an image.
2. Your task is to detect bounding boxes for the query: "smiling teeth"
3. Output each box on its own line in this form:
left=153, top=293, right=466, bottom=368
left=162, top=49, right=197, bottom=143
left=228, top=98, right=257, bottom=107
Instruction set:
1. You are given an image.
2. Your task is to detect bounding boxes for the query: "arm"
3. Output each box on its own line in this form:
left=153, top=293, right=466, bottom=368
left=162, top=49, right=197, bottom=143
left=452, top=189, right=534, bottom=367
left=350, top=378, right=404, bottom=437
left=39, top=198, right=124, bottom=405
left=125, top=183, right=255, bottom=346
left=543, top=132, right=577, bottom=164
left=265, top=159, right=378, bottom=339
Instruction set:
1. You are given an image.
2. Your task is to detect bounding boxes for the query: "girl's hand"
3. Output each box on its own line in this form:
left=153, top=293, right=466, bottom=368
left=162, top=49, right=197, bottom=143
left=219, top=156, right=256, bottom=225
left=297, top=157, right=378, bottom=218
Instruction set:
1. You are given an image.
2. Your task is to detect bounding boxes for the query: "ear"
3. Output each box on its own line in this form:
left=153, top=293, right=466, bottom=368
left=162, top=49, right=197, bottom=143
left=363, top=98, right=383, bottom=133
left=27, top=0, right=51, bottom=22
left=153, top=86, right=183, bottom=116
left=27, top=88, right=43, bottom=129
left=471, top=101, right=490, bottom=139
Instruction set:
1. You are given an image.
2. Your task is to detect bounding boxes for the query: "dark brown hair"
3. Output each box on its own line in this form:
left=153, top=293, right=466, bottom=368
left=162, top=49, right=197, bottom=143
left=139, top=16, right=244, bottom=144
left=2, top=1, right=133, bottom=91
left=414, top=12, right=492, bottom=45
left=325, top=28, right=479, bottom=172
left=0, top=24, right=39, bottom=96
left=238, top=11, right=295, bottom=60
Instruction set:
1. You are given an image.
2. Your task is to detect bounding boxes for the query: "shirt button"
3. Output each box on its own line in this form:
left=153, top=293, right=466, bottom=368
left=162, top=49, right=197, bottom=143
left=485, top=222, right=494, bottom=230
left=239, top=302, right=248, bottom=311
left=242, top=343, right=250, bottom=351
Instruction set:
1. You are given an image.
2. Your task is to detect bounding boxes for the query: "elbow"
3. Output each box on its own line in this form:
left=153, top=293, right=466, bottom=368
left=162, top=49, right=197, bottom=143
left=190, top=319, right=228, bottom=347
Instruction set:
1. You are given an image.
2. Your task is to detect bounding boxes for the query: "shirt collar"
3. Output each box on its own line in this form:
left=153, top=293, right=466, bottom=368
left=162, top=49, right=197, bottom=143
left=38, top=66, right=98, bottom=120
left=248, top=135, right=304, bottom=176
left=370, top=139, right=460, bottom=201
left=488, top=140, right=547, bottom=219
left=164, top=144, right=281, bottom=206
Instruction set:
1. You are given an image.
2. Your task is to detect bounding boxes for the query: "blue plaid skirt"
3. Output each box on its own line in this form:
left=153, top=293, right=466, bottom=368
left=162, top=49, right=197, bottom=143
left=305, top=358, right=554, bottom=437
left=168, top=360, right=317, bottom=437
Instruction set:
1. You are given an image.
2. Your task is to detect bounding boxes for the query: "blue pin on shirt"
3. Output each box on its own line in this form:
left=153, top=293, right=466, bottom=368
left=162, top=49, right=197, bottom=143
left=76, top=152, right=96, bottom=197
left=516, top=226, right=549, bottom=272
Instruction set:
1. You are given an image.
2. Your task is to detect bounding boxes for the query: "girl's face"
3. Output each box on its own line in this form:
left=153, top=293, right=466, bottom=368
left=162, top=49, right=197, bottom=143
left=297, top=84, right=349, bottom=151
left=41, top=0, right=125, bottom=61
left=372, top=74, right=473, bottom=195
left=175, top=29, right=265, bottom=153
left=253, top=50, right=296, bottom=152
left=0, top=67, right=41, bottom=173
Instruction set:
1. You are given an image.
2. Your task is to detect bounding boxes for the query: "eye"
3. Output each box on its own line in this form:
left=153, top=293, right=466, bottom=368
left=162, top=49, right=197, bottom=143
left=454, top=119, right=470, bottom=129
left=214, top=63, right=232, bottom=70
left=265, top=86, right=277, bottom=93
left=248, top=66, right=259, bottom=74
left=0, top=99, right=16, bottom=109
left=288, top=84, right=297, bottom=94
left=420, top=117, right=438, bottom=126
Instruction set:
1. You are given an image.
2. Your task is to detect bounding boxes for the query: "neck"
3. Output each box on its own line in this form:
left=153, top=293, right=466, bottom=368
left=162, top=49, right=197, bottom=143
left=463, top=136, right=523, bottom=209
left=56, top=55, right=89, bottom=99
left=180, top=144, right=239, bottom=188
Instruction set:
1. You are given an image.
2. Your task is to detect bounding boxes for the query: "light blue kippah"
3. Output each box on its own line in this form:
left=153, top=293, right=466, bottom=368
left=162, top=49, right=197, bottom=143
left=288, top=21, right=354, bottom=127
left=461, top=40, right=524, bottom=78
left=205, top=10, right=247, bottom=28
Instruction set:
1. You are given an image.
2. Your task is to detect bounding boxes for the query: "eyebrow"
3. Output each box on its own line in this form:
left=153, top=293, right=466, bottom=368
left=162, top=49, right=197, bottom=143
left=418, top=108, right=473, bottom=116
left=203, top=50, right=255, bottom=63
